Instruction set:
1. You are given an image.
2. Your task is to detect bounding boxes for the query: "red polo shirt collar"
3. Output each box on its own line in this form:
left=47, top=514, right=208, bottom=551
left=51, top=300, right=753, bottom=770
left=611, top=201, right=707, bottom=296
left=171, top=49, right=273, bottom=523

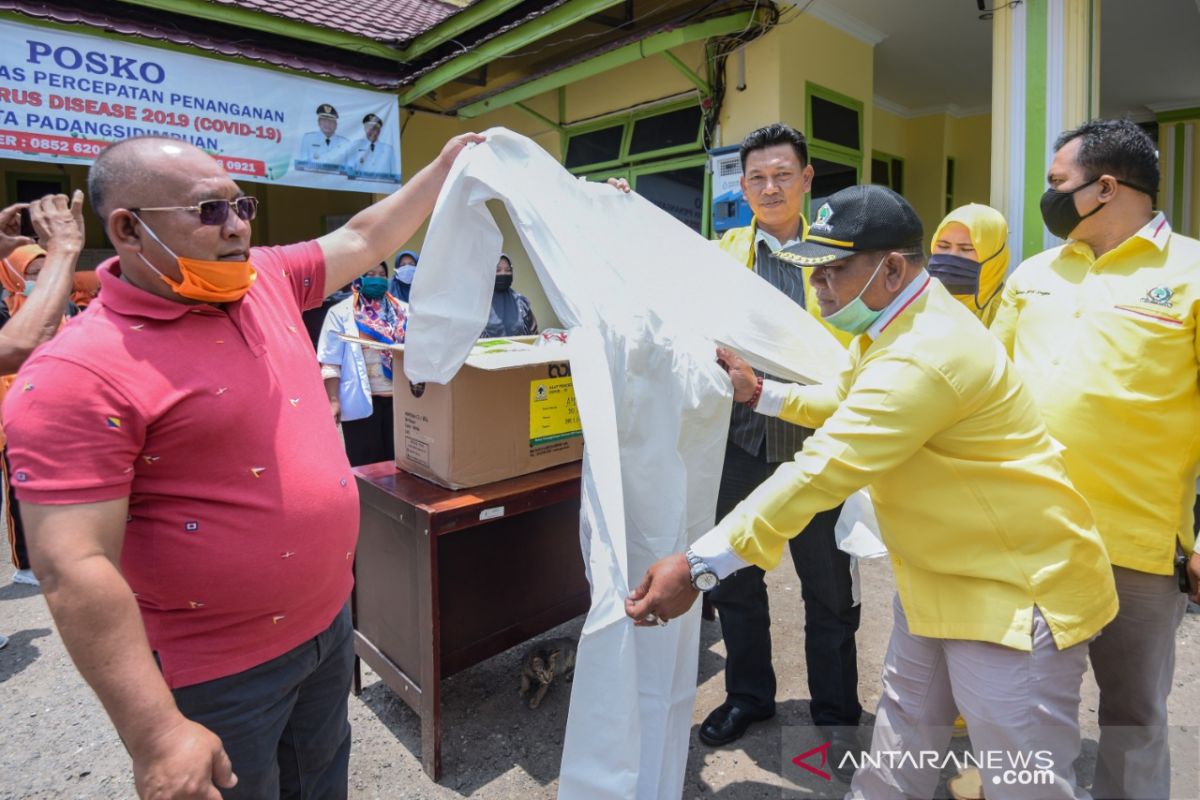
left=96, top=256, right=225, bottom=321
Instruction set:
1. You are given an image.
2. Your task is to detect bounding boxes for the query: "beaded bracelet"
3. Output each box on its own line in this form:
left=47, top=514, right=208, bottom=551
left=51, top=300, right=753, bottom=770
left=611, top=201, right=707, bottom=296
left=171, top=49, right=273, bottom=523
left=743, top=375, right=764, bottom=408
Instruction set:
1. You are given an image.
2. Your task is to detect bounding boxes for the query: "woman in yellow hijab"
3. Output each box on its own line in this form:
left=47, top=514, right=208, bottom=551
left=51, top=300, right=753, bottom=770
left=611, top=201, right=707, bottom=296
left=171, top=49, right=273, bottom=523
left=929, top=203, right=1009, bottom=326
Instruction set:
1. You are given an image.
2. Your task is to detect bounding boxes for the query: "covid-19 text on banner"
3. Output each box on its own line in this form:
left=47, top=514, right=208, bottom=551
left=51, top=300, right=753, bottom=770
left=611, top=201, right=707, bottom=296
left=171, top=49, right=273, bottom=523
left=0, top=19, right=402, bottom=193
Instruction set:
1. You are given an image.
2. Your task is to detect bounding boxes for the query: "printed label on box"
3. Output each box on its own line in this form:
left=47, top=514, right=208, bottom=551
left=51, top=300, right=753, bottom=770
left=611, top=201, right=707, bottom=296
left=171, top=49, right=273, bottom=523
left=405, top=436, right=431, bottom=467
left=529, top=376, right=582, bottom=446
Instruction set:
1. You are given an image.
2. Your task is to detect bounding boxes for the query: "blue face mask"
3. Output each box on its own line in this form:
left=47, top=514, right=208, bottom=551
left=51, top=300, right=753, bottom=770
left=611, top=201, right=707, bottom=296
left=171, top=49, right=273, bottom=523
left=822, top=255, right=887, bottom=335
left=20, top=279, right=35, bottom=297
left=358, top=276, right=388, bottom=300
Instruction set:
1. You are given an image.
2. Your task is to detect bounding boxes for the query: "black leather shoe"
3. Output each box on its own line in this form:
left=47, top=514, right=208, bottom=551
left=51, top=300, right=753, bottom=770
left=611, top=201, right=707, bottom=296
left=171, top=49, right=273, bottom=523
left=698, top=702, right=774, bottom=746
left=825, top=727, right=863, bottom=784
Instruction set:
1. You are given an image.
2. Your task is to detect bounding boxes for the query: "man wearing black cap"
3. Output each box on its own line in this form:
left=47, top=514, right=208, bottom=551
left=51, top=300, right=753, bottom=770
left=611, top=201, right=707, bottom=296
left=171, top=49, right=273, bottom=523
left=299, top=103, right=349, bottom=164
left=345, top=113, right=397, bottom=178
left=626, top=185, right=1118, bottom=798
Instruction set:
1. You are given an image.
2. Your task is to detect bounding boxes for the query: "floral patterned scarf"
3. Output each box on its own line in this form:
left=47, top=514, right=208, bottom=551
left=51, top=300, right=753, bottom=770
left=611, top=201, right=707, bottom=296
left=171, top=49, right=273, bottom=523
left=352, top=290, right=407, bottom=379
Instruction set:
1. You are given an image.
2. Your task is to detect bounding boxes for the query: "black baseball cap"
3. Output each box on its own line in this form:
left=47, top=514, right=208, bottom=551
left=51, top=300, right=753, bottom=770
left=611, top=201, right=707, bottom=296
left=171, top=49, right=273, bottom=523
left=777, top=185, right=923, bottom=266
left=316, top=103, right=338, bottom=119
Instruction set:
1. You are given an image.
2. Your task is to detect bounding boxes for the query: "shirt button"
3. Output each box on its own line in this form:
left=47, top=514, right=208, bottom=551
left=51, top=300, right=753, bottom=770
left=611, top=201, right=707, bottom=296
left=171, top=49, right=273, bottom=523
left=1073, top=310, right=1082, bottom=318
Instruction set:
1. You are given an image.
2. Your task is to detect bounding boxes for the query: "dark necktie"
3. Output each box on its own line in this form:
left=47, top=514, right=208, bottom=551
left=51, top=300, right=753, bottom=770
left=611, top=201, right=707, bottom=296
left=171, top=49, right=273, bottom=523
left=370, top=143, right=375, bottom=152
left=325, top=138, right=330, bottom=146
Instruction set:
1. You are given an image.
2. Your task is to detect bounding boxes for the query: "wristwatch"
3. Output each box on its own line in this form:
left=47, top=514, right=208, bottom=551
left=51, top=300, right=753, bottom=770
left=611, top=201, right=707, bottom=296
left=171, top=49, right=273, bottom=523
left=685, top=548, right=719, bottom=592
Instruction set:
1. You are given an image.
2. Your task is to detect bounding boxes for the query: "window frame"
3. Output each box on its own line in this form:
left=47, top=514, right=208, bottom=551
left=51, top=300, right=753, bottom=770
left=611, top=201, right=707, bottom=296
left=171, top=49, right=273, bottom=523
left=562, top=97, right=705, bottom=175
left=629, top=153, right=711, bottom=237
left=945, top=157, right=956, bottom=214
left=871, top=149, right=905, bottom=194
left=805, top=83, right=865, bottom=161
left=806, top=146, right=862, bottom=218
left=5, top=172, right=68, bottom=204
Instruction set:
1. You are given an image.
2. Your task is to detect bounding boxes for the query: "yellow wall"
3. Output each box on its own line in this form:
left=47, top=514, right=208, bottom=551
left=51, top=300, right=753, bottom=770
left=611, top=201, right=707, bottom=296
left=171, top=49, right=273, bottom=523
left=872, top=107, right=908, bottom=160
left=565, top=41, right=707, bottom=122
left=946, top=113, right=992, bottom=209
left=902, top=114, right=948, bottom=238
left=718, top=32, right=781, bottom=144
left=868, top=109, right=993, bottom=240
left=255, top=183, right=372, bottom=251
left=776, top=16, right=875, bottom=162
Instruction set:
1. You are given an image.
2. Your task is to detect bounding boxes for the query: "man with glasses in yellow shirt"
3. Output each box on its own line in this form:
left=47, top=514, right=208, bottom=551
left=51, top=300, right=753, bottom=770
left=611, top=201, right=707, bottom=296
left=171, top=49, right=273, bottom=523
left=627, top=185, right=1117, bottom=798
left=992, top=118, right=1200, bottom=800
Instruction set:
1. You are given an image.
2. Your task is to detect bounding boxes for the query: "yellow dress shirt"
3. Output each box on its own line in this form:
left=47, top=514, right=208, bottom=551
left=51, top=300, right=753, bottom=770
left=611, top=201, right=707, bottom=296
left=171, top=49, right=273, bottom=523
left=992, top=213, right=1200, bottom=574
left=708, top=279, right=1117, bottom=651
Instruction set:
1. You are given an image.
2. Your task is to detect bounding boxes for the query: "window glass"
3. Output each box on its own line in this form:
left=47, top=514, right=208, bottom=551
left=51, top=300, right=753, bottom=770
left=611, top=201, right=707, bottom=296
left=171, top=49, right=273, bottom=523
left=871, top=158, right=889, bottom=186
left=564, top=125, right=623, bottom=168
left=810, top=157, right=857, bottom=208
left=636, top=165, right=705, bottom=233
left=811, top=95, right=860, bottom=150
left=628, top=105, right=702, bottom=156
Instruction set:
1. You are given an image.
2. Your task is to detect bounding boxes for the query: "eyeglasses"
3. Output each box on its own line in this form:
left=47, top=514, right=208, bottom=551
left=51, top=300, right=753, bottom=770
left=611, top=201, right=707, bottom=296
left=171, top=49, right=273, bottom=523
left=131, top=196, right=259, bottom=226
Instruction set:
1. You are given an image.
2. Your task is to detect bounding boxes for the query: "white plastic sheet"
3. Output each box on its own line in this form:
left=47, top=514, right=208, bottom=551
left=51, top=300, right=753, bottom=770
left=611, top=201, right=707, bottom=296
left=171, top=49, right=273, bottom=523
left=403, top=129, right=848, bottom=800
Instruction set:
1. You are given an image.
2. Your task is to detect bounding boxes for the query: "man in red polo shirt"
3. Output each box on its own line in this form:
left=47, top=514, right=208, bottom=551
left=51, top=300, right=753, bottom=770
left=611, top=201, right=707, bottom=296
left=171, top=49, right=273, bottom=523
left=2, top=132, right=481, bottom=799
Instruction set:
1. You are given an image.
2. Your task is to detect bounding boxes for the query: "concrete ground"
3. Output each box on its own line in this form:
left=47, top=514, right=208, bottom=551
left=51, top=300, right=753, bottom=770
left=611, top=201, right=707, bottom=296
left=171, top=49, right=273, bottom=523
left=2, top=553, right=1198, bottom=799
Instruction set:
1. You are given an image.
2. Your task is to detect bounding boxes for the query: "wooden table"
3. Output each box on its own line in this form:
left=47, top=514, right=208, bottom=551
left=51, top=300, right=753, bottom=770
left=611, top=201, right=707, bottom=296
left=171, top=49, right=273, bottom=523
left=350, top=461, right=589, bottom=780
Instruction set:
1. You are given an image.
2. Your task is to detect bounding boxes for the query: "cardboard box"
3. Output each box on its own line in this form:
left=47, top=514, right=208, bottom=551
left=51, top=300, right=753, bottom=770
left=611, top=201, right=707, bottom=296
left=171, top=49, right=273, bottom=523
left=343, top=336, right=583, bottom=489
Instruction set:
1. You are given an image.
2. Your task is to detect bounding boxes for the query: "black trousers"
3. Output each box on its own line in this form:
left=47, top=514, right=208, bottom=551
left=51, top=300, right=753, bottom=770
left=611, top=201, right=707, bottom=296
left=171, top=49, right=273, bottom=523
left=172, top=604, right=354, bottom=799
left=2, top=449, right=29, bottom=570
left=341, top=395, right=395, bottom=468
left=708, top=439, right=862, bottom=727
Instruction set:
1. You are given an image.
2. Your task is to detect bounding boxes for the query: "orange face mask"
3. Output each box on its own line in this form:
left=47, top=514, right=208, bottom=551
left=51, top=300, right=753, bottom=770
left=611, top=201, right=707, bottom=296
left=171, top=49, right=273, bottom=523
left=133, top=214, right=256, bottom=303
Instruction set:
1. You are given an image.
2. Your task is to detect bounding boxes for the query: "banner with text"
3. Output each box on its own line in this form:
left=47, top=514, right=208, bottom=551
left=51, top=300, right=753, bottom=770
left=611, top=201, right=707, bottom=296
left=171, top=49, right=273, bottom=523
left=0, top=20, right=402, bottom=192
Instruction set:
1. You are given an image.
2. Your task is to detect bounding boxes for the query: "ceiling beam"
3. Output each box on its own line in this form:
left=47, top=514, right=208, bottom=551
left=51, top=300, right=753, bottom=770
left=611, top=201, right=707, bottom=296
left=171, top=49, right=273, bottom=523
left=455, top=10, right=760, bottom=118
left=397, top=0, right=634, bottom=106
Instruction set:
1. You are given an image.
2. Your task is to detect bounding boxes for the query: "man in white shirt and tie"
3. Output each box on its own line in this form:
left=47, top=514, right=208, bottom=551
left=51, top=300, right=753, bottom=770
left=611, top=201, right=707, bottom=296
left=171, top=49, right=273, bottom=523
left=344, top=113, right=397, bottom=179
left=297, top=104, right=350, bottom=167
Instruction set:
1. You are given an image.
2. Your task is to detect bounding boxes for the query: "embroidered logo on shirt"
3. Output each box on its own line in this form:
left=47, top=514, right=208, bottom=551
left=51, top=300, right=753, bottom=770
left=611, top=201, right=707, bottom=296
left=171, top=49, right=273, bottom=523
left=22, top=382, right=33, bottom=392
left=811, top=203, right=834, bottom=232
left=250, top=467, right=266, bottom=478
left=184, top=521, right=200, bottom=532
left=14, top=471, right=28, bottom=482
left=188, top=601, right=205, bottom=609
left=289, top=398, right=300, bottom=407
left=106, top=416, right=122, bottom=429
left=1141, top=286, right=1174, bottom=308
left=142, top=455, right=160, bottom=464
left=130, top=324, right=145, bottom=331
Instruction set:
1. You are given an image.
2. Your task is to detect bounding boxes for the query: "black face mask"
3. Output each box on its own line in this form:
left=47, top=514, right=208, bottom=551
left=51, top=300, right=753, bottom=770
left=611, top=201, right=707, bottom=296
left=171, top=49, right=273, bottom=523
left=927, top=253, right=983, bottom=296
left=1040, top=177, right=1155, bottom=240
left=494, top=274, right=513, bottom=293
left=1039, top=178, right=1103, bottom=239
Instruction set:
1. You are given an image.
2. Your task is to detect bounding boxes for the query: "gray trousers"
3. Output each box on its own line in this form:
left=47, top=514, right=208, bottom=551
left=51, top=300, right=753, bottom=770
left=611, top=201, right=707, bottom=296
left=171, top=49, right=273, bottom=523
left=848, top=596, right=1091, bottom=800
left=1088, top=565, right=1188, bottom=800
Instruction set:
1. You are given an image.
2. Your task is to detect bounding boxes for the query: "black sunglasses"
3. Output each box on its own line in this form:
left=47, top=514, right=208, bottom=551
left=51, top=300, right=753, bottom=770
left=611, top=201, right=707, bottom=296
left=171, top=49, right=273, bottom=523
left=131, top=196, right=259, bottom=226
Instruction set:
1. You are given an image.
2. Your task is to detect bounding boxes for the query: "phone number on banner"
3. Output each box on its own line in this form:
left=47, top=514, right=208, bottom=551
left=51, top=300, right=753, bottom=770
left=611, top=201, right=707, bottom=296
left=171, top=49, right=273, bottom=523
left=0, top=129, right=266, bottom=176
